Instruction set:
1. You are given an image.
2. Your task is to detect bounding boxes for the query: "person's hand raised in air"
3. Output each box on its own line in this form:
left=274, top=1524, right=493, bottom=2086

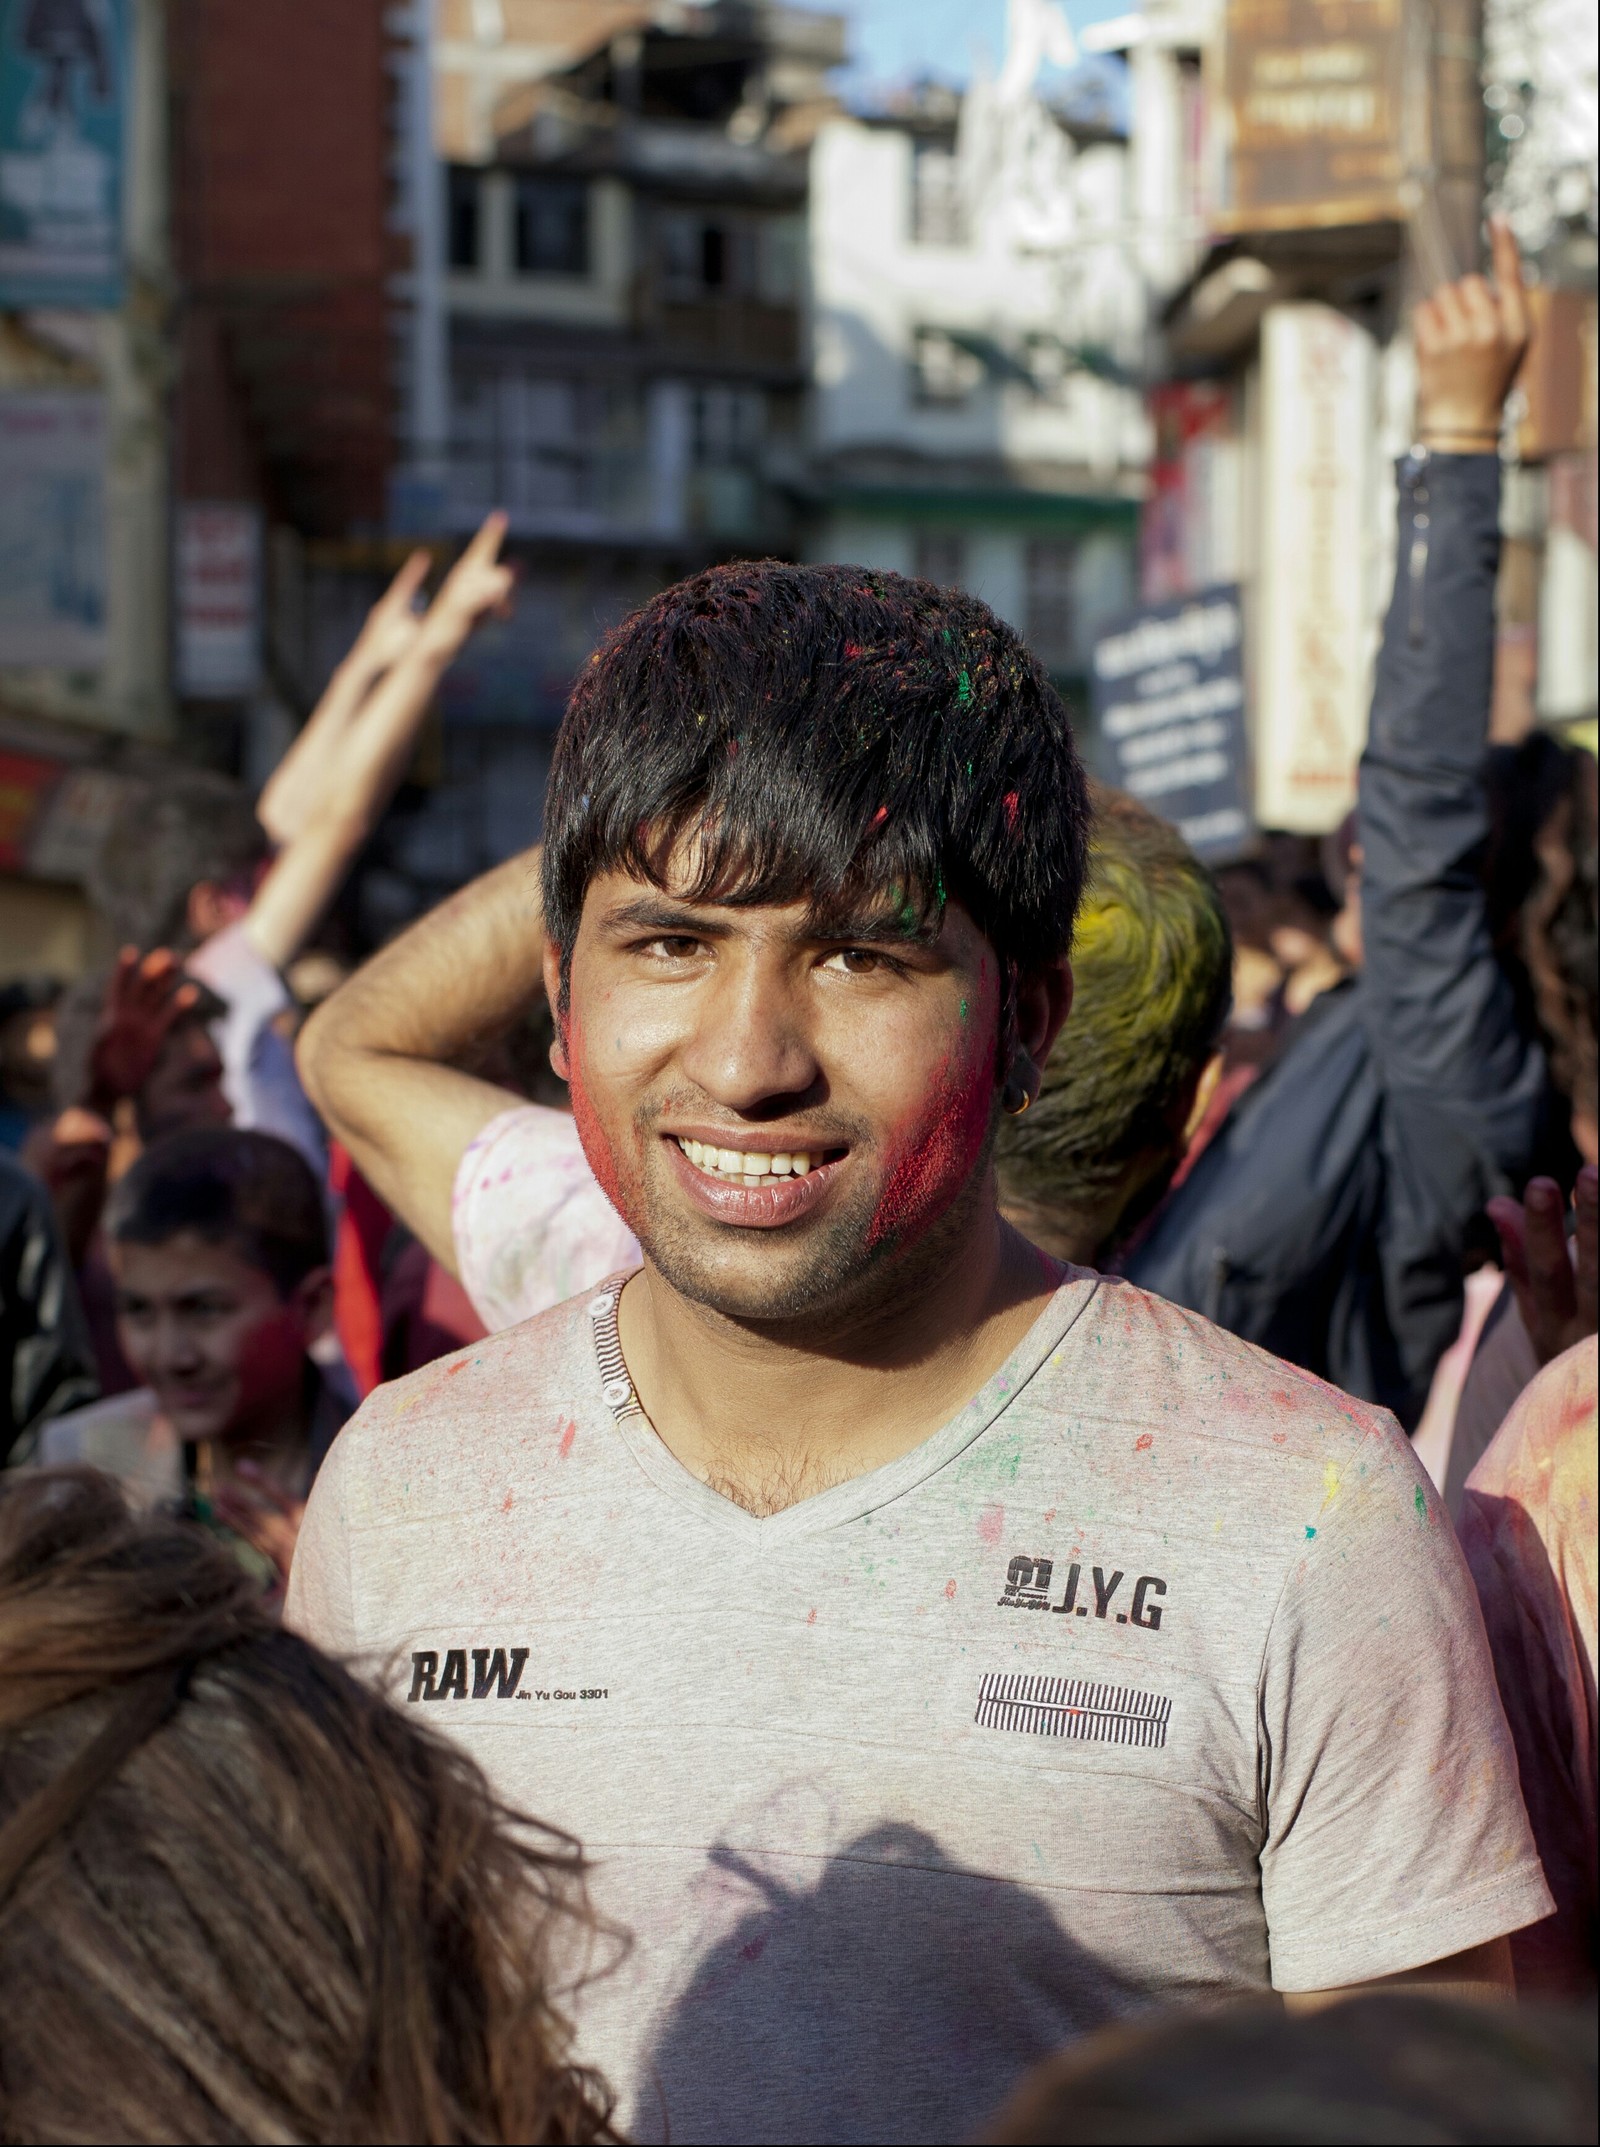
left=85, top=948, right=201, bottom=1116
left=413, top=508, right=516, bottom=664
left=1414, top=215, right=1531, bottom=453
left=1488, top=1162, right=1599, bottom=1367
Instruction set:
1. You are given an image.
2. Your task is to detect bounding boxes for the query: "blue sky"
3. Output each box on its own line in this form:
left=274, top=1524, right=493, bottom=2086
left=802, top=0, right=1129, bottom=101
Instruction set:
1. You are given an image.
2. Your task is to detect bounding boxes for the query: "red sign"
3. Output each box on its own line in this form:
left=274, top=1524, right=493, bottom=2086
left=0, top=750, right=64, bottom=870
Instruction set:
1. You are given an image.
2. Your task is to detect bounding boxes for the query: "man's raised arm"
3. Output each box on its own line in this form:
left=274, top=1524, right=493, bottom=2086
left=296, top=847, right=548, bottom=1271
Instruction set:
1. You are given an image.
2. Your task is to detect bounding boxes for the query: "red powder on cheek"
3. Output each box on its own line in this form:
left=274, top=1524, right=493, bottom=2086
left=865, top=1030, right=995, bottom=1254
left=564, top=1011, right=640, bottom=1221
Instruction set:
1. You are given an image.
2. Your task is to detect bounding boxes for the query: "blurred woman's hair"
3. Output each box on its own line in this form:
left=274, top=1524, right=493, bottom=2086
left=997, top=787, right=1232, bottom=1261
left=0, top=1469, right=616, bottom=2145
left=1482, top=737, right=1598, bottom=1111
left=1516, top=742, right=1598, bottom=1142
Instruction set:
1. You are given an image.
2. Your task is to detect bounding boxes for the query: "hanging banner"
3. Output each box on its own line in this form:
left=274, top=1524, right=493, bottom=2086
left=0, top=390, right=108, bottom=669
left=1091, top=585, right=1254, bottom=862
left=0, top=0, right=129, bottom=308
left=1255, top=303, right=1375, bottom=832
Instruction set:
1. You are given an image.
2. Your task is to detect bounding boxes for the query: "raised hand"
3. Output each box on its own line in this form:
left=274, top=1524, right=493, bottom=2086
left=417, top=510, right=515, bottom=661
left=1487, top=1163, right=1599, bottom=1368
left=85, top=949, right=200, bottom=1115
left=1414, top=216, right=1531, bottom=452
left=348, top=547, right=433, bottom=677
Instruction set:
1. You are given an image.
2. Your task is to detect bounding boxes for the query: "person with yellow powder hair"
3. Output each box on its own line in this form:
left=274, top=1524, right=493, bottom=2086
left=996, top=785, right=1232, bottom=1266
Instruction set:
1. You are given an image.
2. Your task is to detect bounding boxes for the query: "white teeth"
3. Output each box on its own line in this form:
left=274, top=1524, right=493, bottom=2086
left=676, top=1138, right=821, bottom=1181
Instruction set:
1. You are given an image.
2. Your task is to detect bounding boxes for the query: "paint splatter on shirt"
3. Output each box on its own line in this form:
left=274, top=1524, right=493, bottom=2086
left=290, top=1272, right=1548, bottom=2141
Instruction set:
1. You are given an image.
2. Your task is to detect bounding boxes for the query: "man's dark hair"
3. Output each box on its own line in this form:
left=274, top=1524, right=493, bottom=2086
left=542, top=561, right=1090, bottom=988
left=89, top=771, right=267, bottom=950
left=104, top=1128, right=328, bottom=1297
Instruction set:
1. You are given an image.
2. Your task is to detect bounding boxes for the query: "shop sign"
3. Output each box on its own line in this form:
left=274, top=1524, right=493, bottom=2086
left=1255, top=303, right=1375, bottom=832
left=0, top=390, right=108, bottom=669
left=176, top=502, right=262, bottom=699
left=1218, top=0, right=1406, bottom=233
left=1091, top=584, right=1254, bottom=862
left=0, top=0, right=129, bottom=308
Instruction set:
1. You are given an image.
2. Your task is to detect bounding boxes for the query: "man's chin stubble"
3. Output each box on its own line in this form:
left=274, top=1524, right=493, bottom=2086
left=634, top=1155, right=997, bottom=1342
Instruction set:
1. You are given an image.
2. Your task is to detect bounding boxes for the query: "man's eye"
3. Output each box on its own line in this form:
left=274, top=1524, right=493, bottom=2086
left=822, top=947, right=896, bottom=976
left=643, top=935, right=703, bottom=960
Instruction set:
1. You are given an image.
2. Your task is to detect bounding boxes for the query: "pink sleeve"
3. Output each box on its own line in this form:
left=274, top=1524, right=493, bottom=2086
left=451, top=1104, right=641, bottom=1332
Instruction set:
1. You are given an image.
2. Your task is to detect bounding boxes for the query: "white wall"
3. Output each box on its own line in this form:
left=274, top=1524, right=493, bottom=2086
left=808, top=118, right=1148, bottom=477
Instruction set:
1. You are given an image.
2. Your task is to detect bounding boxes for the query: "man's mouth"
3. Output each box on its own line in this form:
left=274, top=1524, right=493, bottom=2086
left=673, top=1137, right=836, bottom=1186
left=663, top=1133, right=850, bottom=1227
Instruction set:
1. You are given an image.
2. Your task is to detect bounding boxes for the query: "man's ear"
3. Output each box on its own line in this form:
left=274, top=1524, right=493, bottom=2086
left=292, top=1264, right=335, bottom=1347
left=1170, top=1050, right=1225, bottom=1150
left=542, top=942, right=570, bottom=1080
left=1016, top=956, right=1074, bottom=1073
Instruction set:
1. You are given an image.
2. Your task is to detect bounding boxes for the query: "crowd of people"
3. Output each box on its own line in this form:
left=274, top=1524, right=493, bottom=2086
left=0, top=227, right=1594, bottom=2143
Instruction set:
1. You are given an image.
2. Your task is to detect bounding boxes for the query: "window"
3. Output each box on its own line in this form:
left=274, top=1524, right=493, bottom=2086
left=690, top=384, right=764, bottom=465
left=1026, top=538, right=1081, bottom=674
left=513, top=175, right=589, bottom=276
left=911, top=327, right=983, bottom=408
left=446, top=166, right=481, bottom=270
left=660, top=210, right=760, bottom=298
left=910, top=138, right=967, bottom=247
left=913, top=531, right=966, bottom=589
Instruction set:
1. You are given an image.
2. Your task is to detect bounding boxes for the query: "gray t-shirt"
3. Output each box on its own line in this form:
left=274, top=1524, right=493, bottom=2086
left=287, top=1269, right=1549, bottom=2145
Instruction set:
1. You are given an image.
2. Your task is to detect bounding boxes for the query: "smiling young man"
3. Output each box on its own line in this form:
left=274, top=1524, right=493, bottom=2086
left=290, top=564, right=1549, bottom=2146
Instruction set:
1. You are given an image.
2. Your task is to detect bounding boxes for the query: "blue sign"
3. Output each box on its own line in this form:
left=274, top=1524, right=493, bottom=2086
left=0, top=0, right=128, bottom=309
left=1090, top=584, right=1255, bottom=863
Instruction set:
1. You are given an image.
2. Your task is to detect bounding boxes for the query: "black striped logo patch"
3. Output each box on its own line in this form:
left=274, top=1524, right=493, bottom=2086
left=976, top=1673, right=1171, bottom=1748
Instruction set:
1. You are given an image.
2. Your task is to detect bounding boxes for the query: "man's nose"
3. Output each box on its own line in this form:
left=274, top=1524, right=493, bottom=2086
left=678, top=952, right=821, bottom=1113
left=152, top=1315, right=203, bottom=1373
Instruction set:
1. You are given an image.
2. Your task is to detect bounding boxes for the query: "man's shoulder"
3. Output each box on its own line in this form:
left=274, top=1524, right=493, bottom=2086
left=329, top=1275, right=625, bottom=1480
left=1069, top=1272, right=1402, bottom=1465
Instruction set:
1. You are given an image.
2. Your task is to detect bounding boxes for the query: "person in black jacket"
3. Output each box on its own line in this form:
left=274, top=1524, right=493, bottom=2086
left=1126, top=221, right=1551, bottom=1431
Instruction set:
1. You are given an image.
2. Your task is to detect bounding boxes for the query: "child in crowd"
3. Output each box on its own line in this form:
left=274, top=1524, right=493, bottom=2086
left=40, top=1127, right=349, bottom=1596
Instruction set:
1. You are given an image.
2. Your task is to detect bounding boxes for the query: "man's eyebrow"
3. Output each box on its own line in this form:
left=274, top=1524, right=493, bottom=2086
left=600, top=897, right=735, bottom=936
left=601, top=892, right=934, bottom=947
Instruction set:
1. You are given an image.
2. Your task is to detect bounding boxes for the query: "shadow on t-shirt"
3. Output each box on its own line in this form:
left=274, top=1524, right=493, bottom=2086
left=641, top=1822, right=1139, bottom=2147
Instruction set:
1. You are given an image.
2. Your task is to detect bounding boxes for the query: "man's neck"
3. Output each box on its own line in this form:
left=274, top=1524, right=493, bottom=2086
left=617, top=1202, right=1062, bottom=1516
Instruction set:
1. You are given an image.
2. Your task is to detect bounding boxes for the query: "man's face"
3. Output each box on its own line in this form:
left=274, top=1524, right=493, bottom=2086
left=548, top=864, right=1016, bottom=1325
left=111, top=1231, right=324, bottom=1445
left=137, top=1018, right=229, bottom=1142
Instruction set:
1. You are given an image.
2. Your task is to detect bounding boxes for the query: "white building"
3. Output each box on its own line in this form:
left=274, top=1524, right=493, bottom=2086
left=804, top=71, right=1151, bottom=700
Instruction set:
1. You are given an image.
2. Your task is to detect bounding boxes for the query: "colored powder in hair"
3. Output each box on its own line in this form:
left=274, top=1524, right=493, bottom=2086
left=1003, top=791, right=1020, bottom=834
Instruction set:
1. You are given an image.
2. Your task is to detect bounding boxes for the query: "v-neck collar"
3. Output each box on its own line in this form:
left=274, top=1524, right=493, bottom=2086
left=583, top=1269, right=1102, bottom=1542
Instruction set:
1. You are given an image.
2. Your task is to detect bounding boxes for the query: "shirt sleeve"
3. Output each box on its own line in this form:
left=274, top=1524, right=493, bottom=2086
left=186, top=920, right=326, bottom=1172
left=1258, top=1412, right=1552, bottom=1990
left=451, top=1103, right=641, bottom=1333
left=285, top=1426, right=359, bottom=1656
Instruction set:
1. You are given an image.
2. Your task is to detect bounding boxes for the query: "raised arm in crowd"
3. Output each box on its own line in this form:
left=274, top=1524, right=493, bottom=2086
left=1125, top=221, right=1554, bottom=1428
